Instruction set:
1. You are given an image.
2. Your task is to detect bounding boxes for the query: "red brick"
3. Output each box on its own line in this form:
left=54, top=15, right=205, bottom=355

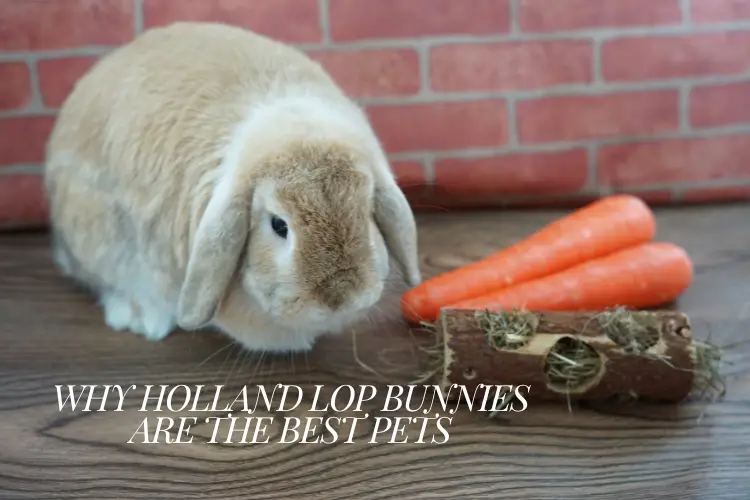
left=0, top=117, right=55, bottom=166
left=519, top=0, right=681, bottom=32
left=692, top=0, right=750, bottom=22
left=391, top=161, right=427, bottom=188
left=517, top=90, right=679, bottom=144
left=307, top=50, right=420, bottom=98
left=597, top=135, right=750, bottom=188
left=0, top=0, right=133, bottom=51
left=690, top=81, right=750, bottom=128
left=0, top=63, right=32, bottom=111
left=434, top=149, right=588, bottom=197
left=329, top=0, right=510, bottom=41
left=430, top=40, right=592, bottom=92
left=0, top=175, right=48, bottom=228
left=37, top=57, right=99, bottom=108
left=602, top=32, right=750, bottom=81
left=682, top=185, right=750, bottom=202
left=367, top=100, right=508, bottom=154
left=143, top=0, right=322, bottom=43
left=391, top=160, right=429, bottom=200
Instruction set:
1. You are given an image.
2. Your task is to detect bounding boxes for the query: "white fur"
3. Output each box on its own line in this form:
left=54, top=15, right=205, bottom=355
left=101, top=292, right=175, bottom=340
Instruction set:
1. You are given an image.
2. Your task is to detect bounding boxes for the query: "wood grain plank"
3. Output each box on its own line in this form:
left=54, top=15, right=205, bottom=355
left=1, top=203, right=749, bottom=499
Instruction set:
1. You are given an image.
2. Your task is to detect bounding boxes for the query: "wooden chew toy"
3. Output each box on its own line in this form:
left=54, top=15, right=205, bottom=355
left=421, top=307, right=724, bottom=404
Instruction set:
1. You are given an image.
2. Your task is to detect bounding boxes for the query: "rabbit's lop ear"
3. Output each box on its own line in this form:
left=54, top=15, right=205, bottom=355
left=177, top=177, right=250, bottom=330
left=373, top=168, right=422, bottom=287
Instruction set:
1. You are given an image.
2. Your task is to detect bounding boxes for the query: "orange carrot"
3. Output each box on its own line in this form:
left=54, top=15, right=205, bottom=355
left=401, top=194, right=657, bottom=323
left=447, top=242, right=693, bottom=312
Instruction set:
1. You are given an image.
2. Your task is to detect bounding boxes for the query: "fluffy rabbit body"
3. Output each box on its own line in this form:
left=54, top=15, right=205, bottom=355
left=44, top=22, right=422, bottom=352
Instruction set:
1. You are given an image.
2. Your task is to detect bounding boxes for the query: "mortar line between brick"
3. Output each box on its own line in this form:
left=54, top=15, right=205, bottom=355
left=592, top=38, right=603, bottom=83
left=4, top=20, right=750, bottom=61
left=320, top=20, right=746, bottom=48
left=134, top=0, right=144, bottom=35
left=25, top=59, right=45, bottom=113
left=364, top=73, right=750, bottom=105
left=463, top=178, right=750, bottom=200
left=0, top=47, right=113, bottom=62
left=384, top=123, right=750, bottom=160
left=422, top=157, right=436, bottom=186
left=509, top=0, right=520, bottom=34
left=586, top=144, right=599, bottom=192
left=0, top=164, right=44, bottom=175
left=4, top=71, right=748, bottom=119
left=0, top=109, right=56, bottom=119
left=417, top=43, right=431, bottom=94
left=678, top=83, right=691, bottom=132
left=681, top=0, right=692, bottom=26
left=671, top=181, right=750, bottom=199
left=305, top=20, right=750, bottom=45
left=318, top=0, right=331, bottom=44
left=613, top=177, right=750, bottom=193
left=506, top=99, right=519, bottom=146
left=531, top=178, right=750, bottom=203
left=2, top=163, right=748, bottom=196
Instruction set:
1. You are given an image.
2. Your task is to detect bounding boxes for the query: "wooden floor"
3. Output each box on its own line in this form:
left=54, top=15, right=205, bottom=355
left=1, top=203, right=750, bottom=499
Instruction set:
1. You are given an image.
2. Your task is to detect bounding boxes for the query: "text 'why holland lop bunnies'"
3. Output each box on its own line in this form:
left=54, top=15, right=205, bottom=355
left=43, top=22, right=422, bottom=353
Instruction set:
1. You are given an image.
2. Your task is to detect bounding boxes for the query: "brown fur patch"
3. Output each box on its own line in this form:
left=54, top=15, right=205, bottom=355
left=254, top=141, right=376, bottom=310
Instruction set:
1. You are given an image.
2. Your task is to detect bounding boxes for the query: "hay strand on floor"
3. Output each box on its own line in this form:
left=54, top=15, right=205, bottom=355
left=408, top=321, right=444, bottom=385
left=691, top=338, right=726, bottom=400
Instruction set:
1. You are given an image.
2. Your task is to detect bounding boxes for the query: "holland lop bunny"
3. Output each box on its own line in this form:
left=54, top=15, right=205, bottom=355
left=44, top=22, right=422, bottom=352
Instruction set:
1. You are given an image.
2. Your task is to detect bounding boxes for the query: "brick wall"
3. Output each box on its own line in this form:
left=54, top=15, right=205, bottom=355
left=2, top=0, right=750, bottom=227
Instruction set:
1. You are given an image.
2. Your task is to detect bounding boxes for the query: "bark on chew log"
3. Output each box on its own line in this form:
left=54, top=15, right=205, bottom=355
left=437, top=308, right=695, bottom=403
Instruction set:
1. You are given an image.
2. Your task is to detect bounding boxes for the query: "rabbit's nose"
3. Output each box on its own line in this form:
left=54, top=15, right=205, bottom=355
left=318, top=275, right=357, bottom=311
left=313, top=266, right=376, bottom=312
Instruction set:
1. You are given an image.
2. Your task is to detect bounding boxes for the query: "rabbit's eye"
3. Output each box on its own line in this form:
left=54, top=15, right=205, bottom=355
left=270, top=215, right=288, bottom=239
